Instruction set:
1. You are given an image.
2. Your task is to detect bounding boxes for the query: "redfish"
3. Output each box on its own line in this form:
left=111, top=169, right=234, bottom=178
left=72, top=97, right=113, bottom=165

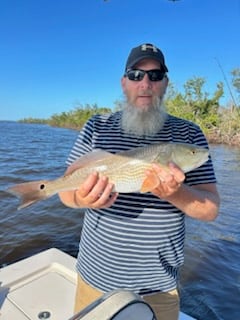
left=7, top=142, right=209, bottom=209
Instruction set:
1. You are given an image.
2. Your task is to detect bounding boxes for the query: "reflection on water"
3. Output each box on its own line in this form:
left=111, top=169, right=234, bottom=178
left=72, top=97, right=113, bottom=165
left=0, top=122, right=240, bottom=319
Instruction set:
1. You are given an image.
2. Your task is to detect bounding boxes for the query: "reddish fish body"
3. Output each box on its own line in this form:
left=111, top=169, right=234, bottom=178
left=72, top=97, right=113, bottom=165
left=7, top=142, right=209, bottom=209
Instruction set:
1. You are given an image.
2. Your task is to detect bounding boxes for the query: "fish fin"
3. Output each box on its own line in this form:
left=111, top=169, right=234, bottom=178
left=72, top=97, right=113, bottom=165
left=6, top=180, right=50, bottom=210
left=68, top=150, right=113, bottom=173
left=140, top=172, right=160, bottom=193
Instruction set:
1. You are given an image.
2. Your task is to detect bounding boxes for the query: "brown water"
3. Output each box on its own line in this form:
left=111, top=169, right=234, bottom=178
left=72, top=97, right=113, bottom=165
left=1, top=121, right=239, bottom=319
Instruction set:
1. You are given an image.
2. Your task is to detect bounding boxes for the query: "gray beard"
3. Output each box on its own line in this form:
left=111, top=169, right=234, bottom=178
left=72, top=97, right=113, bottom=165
left=121, top=97, right=167, bottom=136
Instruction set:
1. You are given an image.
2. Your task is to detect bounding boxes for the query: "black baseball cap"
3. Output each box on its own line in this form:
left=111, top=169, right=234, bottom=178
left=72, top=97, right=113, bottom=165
left=125, top=43, right=168, bottom=72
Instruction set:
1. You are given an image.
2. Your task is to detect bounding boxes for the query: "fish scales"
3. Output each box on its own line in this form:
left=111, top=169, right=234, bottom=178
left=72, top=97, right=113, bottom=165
left=6, top=142, right=209, bottom=209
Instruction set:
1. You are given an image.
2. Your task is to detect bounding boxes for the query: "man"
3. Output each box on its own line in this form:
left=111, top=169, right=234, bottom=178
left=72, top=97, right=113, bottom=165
left=59, top=43, right=220, bottom=320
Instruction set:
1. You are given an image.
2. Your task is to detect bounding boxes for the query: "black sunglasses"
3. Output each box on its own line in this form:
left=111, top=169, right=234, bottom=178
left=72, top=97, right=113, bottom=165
left=125, top=69, right=166, bottom=82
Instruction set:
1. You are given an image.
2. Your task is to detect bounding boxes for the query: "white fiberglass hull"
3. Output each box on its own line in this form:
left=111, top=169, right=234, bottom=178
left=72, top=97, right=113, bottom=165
left=0, top=248, right=195, bottom=320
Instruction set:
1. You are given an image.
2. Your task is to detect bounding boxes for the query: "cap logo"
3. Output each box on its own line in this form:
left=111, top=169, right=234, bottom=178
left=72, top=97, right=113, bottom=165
left=141, top=44, right=158, bottom=52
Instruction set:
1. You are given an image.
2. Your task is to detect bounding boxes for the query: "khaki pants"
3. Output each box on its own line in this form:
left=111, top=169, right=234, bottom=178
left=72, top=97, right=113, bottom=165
left=74, top=275, right=179, bottom=320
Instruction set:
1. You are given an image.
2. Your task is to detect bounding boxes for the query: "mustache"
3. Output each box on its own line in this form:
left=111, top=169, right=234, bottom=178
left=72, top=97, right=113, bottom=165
left=138, top=90, right=153, bottom=96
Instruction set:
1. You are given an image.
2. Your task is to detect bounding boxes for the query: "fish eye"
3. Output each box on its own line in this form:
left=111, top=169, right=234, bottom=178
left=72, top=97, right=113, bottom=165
left=40, top=184, right=45, bottom=190
left=191, top=150, right=196, bottom=155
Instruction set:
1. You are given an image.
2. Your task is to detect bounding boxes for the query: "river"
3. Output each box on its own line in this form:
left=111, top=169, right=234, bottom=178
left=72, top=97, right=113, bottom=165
left=0, top=121, right=239, bottom=319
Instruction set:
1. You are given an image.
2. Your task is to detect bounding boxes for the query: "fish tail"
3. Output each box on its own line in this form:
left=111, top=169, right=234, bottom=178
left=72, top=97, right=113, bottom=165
left=6, top=180, right=50, bottom=210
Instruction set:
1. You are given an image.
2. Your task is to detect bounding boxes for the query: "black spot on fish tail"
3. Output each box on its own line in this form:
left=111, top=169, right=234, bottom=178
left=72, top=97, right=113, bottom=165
left=6, top=180, right=50, bottom=210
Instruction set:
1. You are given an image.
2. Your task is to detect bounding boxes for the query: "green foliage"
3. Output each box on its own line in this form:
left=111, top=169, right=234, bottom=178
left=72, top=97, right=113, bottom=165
left=231, top=68, right=240, bottom=107
left=19, top=68, right=240, bottom=145
left=231, top=68, right=240, bottom=94
left=19, top=117, right=48, bottom=124
left=21, top=104, right=112, bottom=130
left=166, top=77, right=223, bottom=134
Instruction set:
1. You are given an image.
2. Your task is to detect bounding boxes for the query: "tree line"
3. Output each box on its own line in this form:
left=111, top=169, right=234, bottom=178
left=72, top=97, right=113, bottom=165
left=20, top=68, right=240, bottom=146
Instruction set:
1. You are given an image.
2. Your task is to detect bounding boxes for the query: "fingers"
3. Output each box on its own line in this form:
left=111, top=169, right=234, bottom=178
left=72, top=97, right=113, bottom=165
left=168, top=162, right=185, bottom=184
left=77, top=171, right=105, bottom=198
left=151, top=162, right=185, bottom=185
left=74, top=172, right=118, bottom=208
left=101, top=191, right=119, bottom=208
left=147, top=162, right=185, bottom=198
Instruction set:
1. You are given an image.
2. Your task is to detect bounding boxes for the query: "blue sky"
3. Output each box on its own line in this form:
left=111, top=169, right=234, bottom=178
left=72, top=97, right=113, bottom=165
left=0, top=0, right=239, bottom=121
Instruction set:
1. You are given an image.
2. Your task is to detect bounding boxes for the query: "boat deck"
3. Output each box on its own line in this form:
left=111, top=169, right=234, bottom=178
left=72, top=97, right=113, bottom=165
left=0, top=248, right=195, bottom=319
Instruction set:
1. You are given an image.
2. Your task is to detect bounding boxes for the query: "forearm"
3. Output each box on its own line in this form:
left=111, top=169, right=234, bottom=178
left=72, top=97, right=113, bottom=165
left=164, top=183, right=220, bottom=221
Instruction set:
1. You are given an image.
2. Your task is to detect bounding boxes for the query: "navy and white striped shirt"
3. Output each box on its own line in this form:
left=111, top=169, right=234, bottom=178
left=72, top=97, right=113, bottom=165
left=67, top=111, right=216, bottom=295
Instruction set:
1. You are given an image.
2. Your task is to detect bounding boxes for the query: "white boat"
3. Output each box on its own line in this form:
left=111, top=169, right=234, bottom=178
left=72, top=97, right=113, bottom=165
left=0, top=248, right=195, bottom=319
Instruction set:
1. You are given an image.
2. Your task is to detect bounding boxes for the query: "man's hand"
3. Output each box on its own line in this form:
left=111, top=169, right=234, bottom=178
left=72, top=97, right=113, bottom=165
left=145, top=162, right=220, bottom=221
left=145, top=162, right=185, bottom=199
left=73, top=171, right=118, bottom=209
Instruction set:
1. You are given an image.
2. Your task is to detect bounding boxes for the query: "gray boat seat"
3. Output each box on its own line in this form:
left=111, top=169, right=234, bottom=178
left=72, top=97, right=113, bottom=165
left=68, top=289, right=156, bottom=320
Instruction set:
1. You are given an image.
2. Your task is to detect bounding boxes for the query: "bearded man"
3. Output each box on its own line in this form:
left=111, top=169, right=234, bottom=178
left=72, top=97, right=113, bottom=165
left=59, top=43, right=220, bottom=320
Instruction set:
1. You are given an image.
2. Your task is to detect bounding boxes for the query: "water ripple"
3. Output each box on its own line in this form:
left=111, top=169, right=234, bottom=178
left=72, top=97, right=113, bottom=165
left=1, top=121, right=240, bottom=319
